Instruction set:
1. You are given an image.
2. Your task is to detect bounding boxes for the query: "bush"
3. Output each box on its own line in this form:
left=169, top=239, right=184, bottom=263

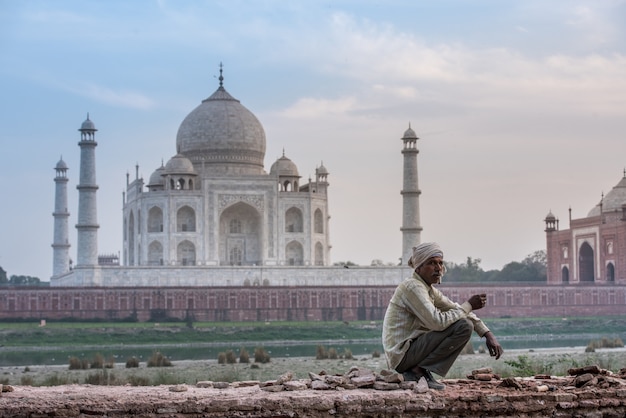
left=147, top=351, right=172, bottom=367
left=586, top=337, right=624, bottom=352
left=254, top=347, right=271, bottom=363
left=85, top=369, right=115, bottom=385
left=371, top=350, right=381, bottom=358
left=20, top=375, right=34, bottom=386
left=217, top=352, right=227, bottom=364
left=239, top=347, right=250, bottom=363
left=127, top=375, right=150, bottom=386
left=90, top=353, right=104, bottom=369
left=328, top=348, right=338, bottom=359
left=342, top=348, right=353, bottom=360
left=316, top=345, right=328, bottom=360
left=225, top=350, right=237, bottom=364
left=68, top=356, right=89, bottom=370
left=125, top=357, right=140, bottom=368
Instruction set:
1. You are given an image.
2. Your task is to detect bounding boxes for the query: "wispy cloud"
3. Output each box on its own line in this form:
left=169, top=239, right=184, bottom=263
left=66, top=82, right=156, bottom=110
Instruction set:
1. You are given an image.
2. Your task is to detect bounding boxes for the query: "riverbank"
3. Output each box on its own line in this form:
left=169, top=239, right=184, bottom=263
left=2, top=346, right=625, bottom=387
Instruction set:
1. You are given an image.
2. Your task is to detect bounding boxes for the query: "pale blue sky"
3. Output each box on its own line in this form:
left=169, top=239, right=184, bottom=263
left=1, top=0, right=625, bottom=280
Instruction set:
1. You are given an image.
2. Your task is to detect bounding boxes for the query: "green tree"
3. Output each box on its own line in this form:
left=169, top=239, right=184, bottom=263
left=0, top=266, right=7, bottom=285
left=9, top=275, right=41, bottom=286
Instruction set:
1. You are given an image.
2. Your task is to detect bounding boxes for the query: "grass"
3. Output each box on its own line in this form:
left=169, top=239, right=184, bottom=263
left=1, top=316, right=625, bottom=348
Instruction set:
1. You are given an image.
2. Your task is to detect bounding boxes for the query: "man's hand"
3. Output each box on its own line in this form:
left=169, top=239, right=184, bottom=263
left=468, top=294, right=487, bottom=310
left=484, top=331, right=503, bottom=359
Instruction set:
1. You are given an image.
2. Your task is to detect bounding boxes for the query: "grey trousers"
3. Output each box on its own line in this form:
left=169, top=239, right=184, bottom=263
left=395, top=318, right=473, bottom=377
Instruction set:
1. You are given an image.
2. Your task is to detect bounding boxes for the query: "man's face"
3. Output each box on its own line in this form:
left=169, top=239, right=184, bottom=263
left=416, top=256, right=444, bottom=286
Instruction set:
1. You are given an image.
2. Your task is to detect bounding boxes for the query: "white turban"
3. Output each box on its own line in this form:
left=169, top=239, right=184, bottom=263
left=408, top=242, right=445, bottom=271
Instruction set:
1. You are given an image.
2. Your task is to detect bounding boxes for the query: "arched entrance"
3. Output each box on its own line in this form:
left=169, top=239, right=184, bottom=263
left=578, top=242, right=594, bottom=282
left=219, top=202, right=262, bottom=266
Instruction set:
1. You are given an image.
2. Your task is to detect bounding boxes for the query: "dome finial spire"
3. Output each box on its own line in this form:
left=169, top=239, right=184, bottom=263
left=219, top=62, right=224, bottom=88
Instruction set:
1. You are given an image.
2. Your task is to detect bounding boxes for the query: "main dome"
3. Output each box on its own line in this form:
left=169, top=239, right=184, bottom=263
left=175, top=77, right=266, bottom=175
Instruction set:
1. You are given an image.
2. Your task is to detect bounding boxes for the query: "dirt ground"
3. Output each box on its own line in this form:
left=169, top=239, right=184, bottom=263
left=2, top=346, right=625, bottom=387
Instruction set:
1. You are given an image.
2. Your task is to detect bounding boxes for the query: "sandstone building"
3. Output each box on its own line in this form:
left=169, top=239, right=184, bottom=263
left=545, top=172, right=626, bottom=285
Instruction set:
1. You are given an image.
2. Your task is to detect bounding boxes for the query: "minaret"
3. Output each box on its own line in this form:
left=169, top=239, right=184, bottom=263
left=51, top=157, right=71, bottom=277
left=400, top=124, right=423, bottom=265
left=75, top=114, right=99, bottom=267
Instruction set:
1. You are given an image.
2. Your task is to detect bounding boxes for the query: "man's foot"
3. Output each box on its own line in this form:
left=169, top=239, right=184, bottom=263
left=421, top=369, right=445, bottom=390
left=402, top=371, right=419, bottom=381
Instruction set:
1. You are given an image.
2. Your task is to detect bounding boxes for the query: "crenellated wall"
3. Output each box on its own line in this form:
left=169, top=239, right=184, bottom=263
left=1, top=283, right=624, bottom=322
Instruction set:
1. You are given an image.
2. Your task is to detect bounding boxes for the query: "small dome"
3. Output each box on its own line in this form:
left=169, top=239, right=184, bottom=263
left=164, top=154, right=196, bottom=175
left=544, top=211, right=556, bottom=221
left=402, top=125, right=418, bottom=140
left=80, top=114, right=97, bottom=131
left=270, top=154, right=299, bottom=177
left=55, top=158, right=68, bottom=170
left=148, top=164, right=166, bottom=186
left=316, top=162, right=329, bottom=176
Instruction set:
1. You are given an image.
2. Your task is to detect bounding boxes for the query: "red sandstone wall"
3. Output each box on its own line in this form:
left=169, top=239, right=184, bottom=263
left=0, top=284, right=624, bottom=322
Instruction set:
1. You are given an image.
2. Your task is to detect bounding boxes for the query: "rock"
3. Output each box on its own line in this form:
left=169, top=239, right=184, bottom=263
left=499, top=378, right=522, bottom=389
left=373, top=381, right=399, bottom=391
left=213, top=381, right=230, bottom=389
left=350, top=374, right=376, bottom=388
left=472, top=367, right=493, bottom=375
left=473, top=373, right=494, bottom=381
left=283, top=380, right=308, bottom=391
left=311, top=380, right=331, bottom=390
left=260, top=384, right=285, bottom=392
left=276, top=372, right=293, bottom=384
left=414, top=376, right=429, bottom=393
left=169, top=384, right=188, bottom=392
left=568, top=365, right=601, bottom=376
left=196, top=381, right=213, bottom=388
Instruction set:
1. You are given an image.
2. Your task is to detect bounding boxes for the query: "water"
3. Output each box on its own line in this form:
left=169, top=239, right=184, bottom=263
left=0, top=333, right=623, bottom=367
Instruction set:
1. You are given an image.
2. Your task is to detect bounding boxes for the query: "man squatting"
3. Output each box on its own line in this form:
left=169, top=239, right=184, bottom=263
left=382, top=242, right=504, bottom=390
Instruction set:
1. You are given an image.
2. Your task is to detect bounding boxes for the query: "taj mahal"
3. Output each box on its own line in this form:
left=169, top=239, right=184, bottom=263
left=50, top=67, right=421, bottom=288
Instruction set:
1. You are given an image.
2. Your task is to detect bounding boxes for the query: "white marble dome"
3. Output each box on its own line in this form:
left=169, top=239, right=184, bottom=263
left=176, top=81, right=266, bottom=174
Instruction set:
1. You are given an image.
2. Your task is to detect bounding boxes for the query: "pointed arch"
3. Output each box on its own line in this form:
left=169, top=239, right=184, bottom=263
left=148, top=240, right=163, bottom=266
left=148, top=206, right=163, bottom=233
left=286, top=240, right=304, bottom=266
left=285, top=207, right=303, bottom=233
left=314, top=209, right=324, bottom=233
left=177, top=205, right=196, bottom=232
left=579, top=242, right=594, bottom=282
left=219, top=202, right=262, bottom=266
left=561, top=266, right=569, bottom=283
left=607, top=262, right=615, bottom=282
left=128, top=211, right=135, bottom=265
left=315, top=242, right=324, bottom=266
left=177, top=240, right=196, bottom=266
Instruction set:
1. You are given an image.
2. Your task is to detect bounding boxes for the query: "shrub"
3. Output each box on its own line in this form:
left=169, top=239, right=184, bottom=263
left=90, top=353, right=104, bottom=369
left=127, top=375, right=150, bottom=386
left=316, top=345, right=328, bottom=360
left=85, top=369, right=115, bottom=385
left=217, top=352, right=227, bottom=364
left=225, top=350, right=237, bottom=364
left=342, top=348, right=353, bottom=360
left=328, top=348, right=338, bottom=359
left=68, top=356, right=89, bottom=370
left=147, top=351, right=172, bottom=367
left=239, top=347, right=250, bottom=363
left=254, top=347, right=271, bottom=363
left=20, top=375, right=34, bottom=386
left=371, top=350, right=381, bottom=358
left=125, top=357, right=140, bottom=368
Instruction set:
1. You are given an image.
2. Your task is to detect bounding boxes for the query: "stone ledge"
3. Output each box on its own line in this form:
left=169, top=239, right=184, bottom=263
left=1, top=382, right=626, bottom=418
